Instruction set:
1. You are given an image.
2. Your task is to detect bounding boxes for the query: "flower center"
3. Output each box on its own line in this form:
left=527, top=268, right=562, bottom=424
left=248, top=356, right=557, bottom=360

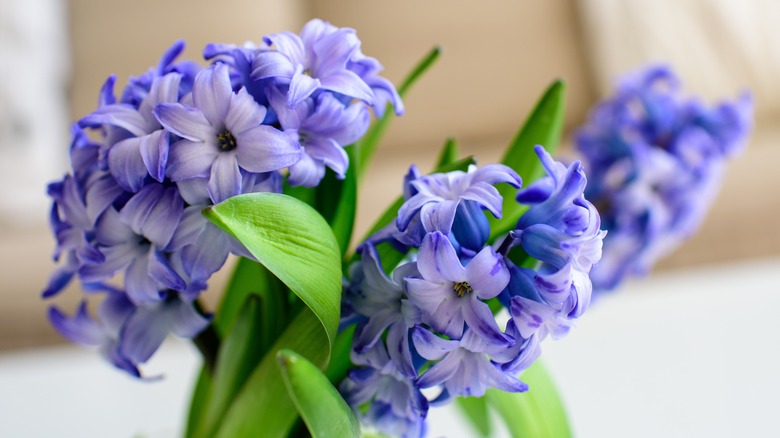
left=217, top=129, right=237, bottom=152
left=453, top=281, right=473, bottom=297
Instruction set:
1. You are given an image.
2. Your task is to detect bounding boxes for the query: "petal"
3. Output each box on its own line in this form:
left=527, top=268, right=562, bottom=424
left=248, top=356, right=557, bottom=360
left=168, top=205, right=207, bottom=251
left=353, top=309, right=398, bottom=354
left=460, top=183, right=503, bottom=218
left=192, top=64, right=232, bottom=127
left=404, top=278, right=452, bottom=317
left=85, top=175, right=124, bottom=225
left=119, top=304, right=171, bottom=363
left=396, top=193, right=437, bottom=232
left=420, top=200, right=459, bottom=234
left=119, top=184, right=162, bottom=236
left=80, top=104, right=155, bottom=137
left=304, top=138, right=349, bottom=178
left=411, top=326, right=458, bottom=361
left=207, top=152, right=242, bottom=204
left=235, top=125, right=301, bottom=173
left=154, top=103, right=213, bottom=142
left=108, top=137, right=148, bottom=192
left=182, top=223, right=230, bottom=282
left=167, top=139, right=219, bottom=181
left=416, top=353, right=461, bottom=389
left=250, top=50, right=296, bottom=80
left=263, top=31, right=305, bottom=64
left=125, top=255, right=163, bottom=303
left=48, top=302, right=107, bottom=346
left=462, top=299, right=509, bottom=345
left=288, top=66, right=321, bottom=108
left=319, top=70, right=375, bottom=104
left=148, top=250, right=186, bottom=291
left=465, top=246, right=510, bottom=300
left=226, top=87, right=267, bottom=134
left=417, top=231, right=466, bottom=282
left=287, top=152, right=325, bottom=188
left=386, top=322, right=416, bottom=378
left=139, top=130, right=169, bottom=182
left=311, top=28, right=359, bottom=74
left=170, top=299, right=210, bottom=338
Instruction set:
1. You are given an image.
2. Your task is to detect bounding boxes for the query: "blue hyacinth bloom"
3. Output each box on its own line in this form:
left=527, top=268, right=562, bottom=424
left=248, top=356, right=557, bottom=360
left=575, top=65, right=752, bottom=291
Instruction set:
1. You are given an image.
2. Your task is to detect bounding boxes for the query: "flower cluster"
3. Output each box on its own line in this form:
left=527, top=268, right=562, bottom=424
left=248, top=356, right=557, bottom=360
left=575, top=65, right=753, bottom=291
left=43, top=19, right=400, bottom=377
left=341, top=147, right=605, bottom=437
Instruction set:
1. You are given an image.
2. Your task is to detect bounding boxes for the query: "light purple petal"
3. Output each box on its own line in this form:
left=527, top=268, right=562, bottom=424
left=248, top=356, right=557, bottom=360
left=251, top=50, right=296, bottom=80
left=235, top=125, right=301, bottom=173
left=170, top=299, right=210, bottom=338
left=263, top=31, right=305, bottom=65
left=460, top=183, right=503, bottom=218
left=465, top=246, right=510, bottom=300
left=167, top=139, right=219, bottom=181
left=420, top=200, right=459, bottom=234
left=411, top=326, right=459, bottom=361
left=81, top=104, right=155, bottom=137
left=304, top=138, right=349, bottom=178
left=207, top=152, right=242, bottom=204
left=148, top=250, right=186, bottom=291
left=404, top=278, right=452, bottom=317
left=416, top=354, right=460, bottom=389
left=396, top=193, right=438, bottom=231
left=288, top=66, right=321, bottom=108
left=353, top=309, right=398, bottom=354
left=287, top=152, right=325, bottom=188
left=94, top=208, right=135, bottom=246
left=226, top=87, right=266, bottom=134
left=125, top=255, right=163, bottom=303
left=118, top=184, right=162, bottom=236
left=154, top=103, right=212, bottom=142
left=417, top=231, right=466, bottom=282
left=385, top=322, right=415, bottom=378
left=462, top=299, right=509, bottom=344
left=48, top=302, right=106, bottom=346
left=139, top=130, right=169, bottom=182
left=85, top=175, right=124, bottom=225
left=168, top=205, right=207, bottom=251
left=192, top=64, right=232, bottom=127
left=119, top=305, right=171, bottom=363
left=108, top=137, right=148, bottom=192
left=319, top=70, right=374, bottom=104
left=182, top=224, right=230, bottom=282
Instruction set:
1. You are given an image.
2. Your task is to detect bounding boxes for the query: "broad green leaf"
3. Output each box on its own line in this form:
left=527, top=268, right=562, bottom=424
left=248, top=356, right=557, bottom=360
left=204, top=192, right=342, bottom=355
left=278, top=349, right=361, bottom=438
left=214, top=308, right=331, bottom=438
left=356, top=47, right=442, bottom=177
left=456, top=396, right=492, bottom=437
left=199, top=296, right=267, bottom=437
left=486, top=360, right=572, bottom=438
left=488, top=80, right=566, bottom=241
left=184, top=367, right=213, bottom=438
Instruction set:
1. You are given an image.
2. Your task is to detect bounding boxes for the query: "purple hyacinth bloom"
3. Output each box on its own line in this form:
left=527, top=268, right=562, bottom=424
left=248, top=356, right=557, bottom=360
left=120, top=40, right=200, bottom=109
left=252, top=19, right=375, bottom=109
left=412, top=327, right=527, bottom=398
left=345, top=244, right=421, bottom=377
left=396, top=164, right=521, bottom=248
left=155, top=63, right=301, bottom=204
left=268, top=86, right=369, bottom=187
left=347, top=48, right=404, bottom=118
left=405, top=231, right=510, bottom=343
left=575, top=65, right=752, bottom=291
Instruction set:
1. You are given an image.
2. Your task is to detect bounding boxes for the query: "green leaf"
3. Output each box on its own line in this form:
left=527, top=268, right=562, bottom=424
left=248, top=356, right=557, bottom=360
left=200, top=296, right=267, bottom=437
left=214, top=308, right=331, bottom=438
left=184, top=367, right=213, bottom=438
left=488, top=80, right=566, bottom=241
left=435, top=137, right=459, bottom=168
left=356, top=47, right=442, bottom=177
left=204, top=192, right=342, bottom=355
left=486, top=360, right=572, bottom=438
left=456, top=396, right=492, bottom=437
left=325, top=324, right=356, bottom=383
left=278, top=349, right=361, bottom=438
left=213, top=256, right=287, bottom=337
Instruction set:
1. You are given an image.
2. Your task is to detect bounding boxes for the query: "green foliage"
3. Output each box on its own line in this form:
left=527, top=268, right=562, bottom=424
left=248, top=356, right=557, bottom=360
left=278, top=349, right=361, bottom=438
left=488, top=80, right=566, bottom=241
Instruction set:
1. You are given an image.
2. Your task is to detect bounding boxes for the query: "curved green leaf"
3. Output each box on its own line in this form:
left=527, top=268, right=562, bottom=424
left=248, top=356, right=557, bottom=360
left=214, top=308, right=330, bottom=438
left=488, top=80, right=566, bottom=241
left=204, top=192, right=342, bottom=354
left=486, top=360, right=572, bottom=438
left=278, top=349, right=361, bottom=438
left=184, top=367, right=213, bottom=438
left=357, top=46, right=442, bottom=177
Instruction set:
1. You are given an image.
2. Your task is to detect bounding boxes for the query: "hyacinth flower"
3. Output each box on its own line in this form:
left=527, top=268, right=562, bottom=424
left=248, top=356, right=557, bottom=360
left=341, top=150, right=604, bottom=436
left=575, top=65, right=753, bottom=291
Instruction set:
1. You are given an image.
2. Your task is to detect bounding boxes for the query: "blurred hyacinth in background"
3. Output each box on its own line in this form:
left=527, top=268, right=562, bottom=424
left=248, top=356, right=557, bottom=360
left=575, top=65, right=753, bottom=292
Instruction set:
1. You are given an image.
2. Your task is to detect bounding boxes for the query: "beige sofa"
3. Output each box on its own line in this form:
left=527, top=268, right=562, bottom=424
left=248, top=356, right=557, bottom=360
left=2, top=0, right=777, bottom=350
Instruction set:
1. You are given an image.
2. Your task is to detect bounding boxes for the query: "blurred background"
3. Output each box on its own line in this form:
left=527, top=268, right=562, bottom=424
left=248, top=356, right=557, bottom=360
left=1, top=0, right=778, bottom=436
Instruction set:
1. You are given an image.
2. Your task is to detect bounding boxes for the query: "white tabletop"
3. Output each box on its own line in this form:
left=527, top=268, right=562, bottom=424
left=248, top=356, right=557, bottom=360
left=1, top=257, right=778, bottom=437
